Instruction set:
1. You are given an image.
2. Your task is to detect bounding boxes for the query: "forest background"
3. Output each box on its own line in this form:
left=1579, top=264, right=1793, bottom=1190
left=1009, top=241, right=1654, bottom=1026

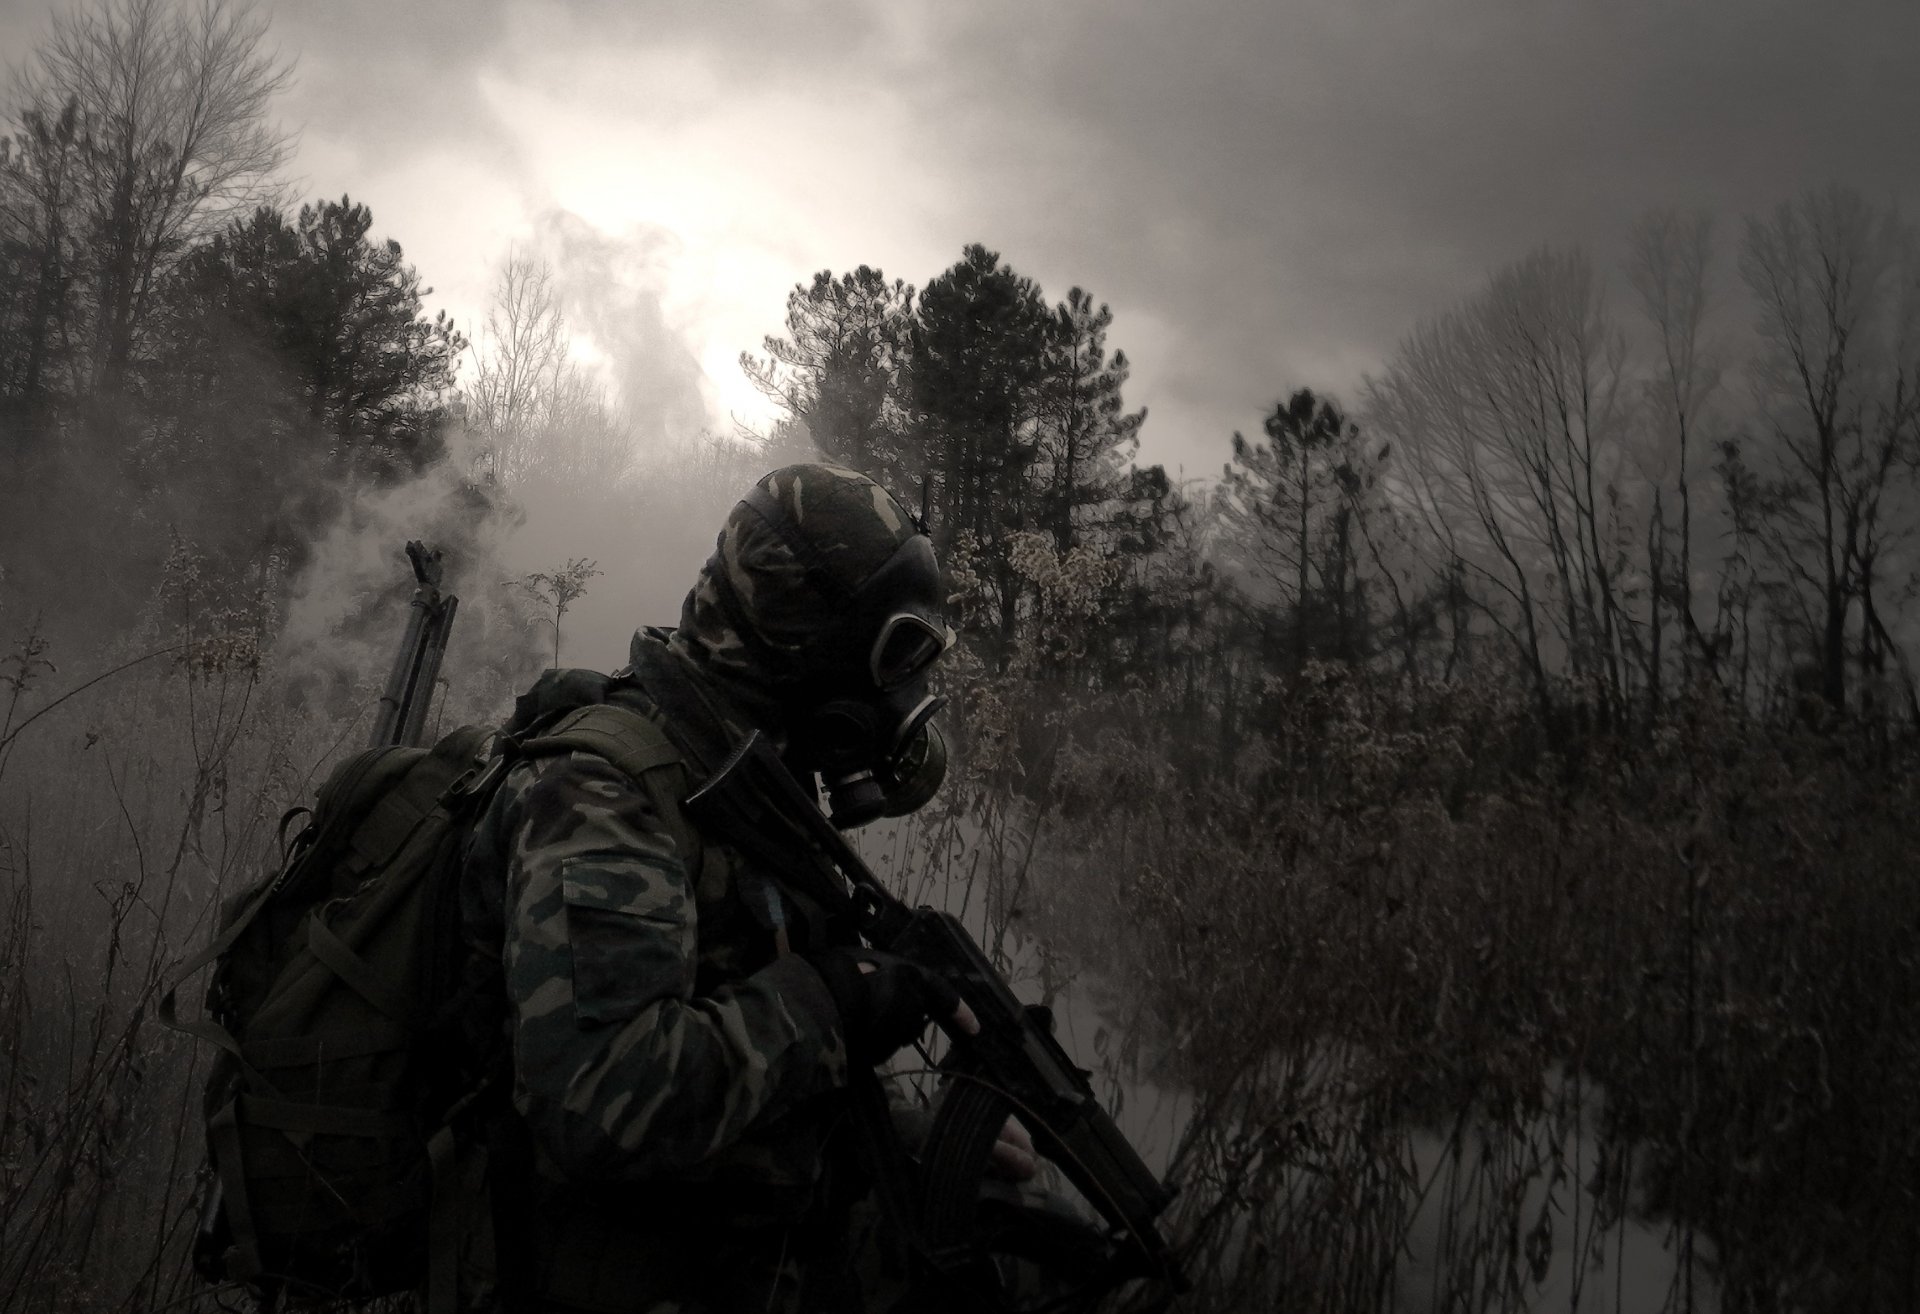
left=2, top=1, right=1918, bottom=1311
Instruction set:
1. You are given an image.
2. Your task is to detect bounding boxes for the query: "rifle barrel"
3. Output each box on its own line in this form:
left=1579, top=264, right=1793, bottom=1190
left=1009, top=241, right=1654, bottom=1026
left=371, top=542, right=459, bottom=749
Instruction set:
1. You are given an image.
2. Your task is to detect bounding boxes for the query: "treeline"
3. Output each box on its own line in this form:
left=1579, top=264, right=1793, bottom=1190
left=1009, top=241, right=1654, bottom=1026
left=5, top=1, right=1913, bottom=751
left=740, top=197, right=1919, bottom=769
left=739, top=254, right=1168, bottom=671
left=0, top=0, right=468, bottom=627
left=730, top=215, right=1920, bottom=1308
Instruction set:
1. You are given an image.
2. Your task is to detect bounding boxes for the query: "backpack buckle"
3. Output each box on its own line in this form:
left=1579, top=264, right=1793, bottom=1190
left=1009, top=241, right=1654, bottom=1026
left=443, top=736, right=516, bottom=807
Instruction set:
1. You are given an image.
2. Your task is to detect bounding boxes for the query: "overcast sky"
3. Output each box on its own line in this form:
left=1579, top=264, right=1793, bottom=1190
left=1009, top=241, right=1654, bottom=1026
left=6, top=0, right=1917, bottom=482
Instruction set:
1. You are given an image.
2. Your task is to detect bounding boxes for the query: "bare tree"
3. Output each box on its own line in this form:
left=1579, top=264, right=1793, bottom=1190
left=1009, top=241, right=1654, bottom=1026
left=515, top=558, right=602, bottom=667
left=1364, top=247, right=1639, bottom=713
left=1736, top=184, right=1920, bottom=715
left=545, top=366, right=638, bottom=487
left=1627, top=208, right=1723, bottom=700
left=467, top=250, right=638, bottom=488
left=12, top=0, right=293, bottom=399
left=469, top=249, right=568, bottom=481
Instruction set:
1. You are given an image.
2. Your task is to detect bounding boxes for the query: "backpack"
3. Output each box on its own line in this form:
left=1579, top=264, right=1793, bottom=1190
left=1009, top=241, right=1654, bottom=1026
left=161, top=701, right=696, bottom=1312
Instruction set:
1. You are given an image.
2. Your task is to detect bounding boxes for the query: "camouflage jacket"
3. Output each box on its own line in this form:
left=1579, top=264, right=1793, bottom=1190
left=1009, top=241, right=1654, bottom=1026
left=460, top=640, right=900, bottom=1313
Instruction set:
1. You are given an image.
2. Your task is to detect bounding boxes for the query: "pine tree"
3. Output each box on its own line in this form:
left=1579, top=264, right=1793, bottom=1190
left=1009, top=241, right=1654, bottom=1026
left=739, top=266, right=915, bottom=486
left=1036, top=287, right=1145, bottom=552
left=278, top=197, right=465, bottom=469
left=908, top=245, right=1054, bottom=667
left=910, top=244, right=1054, bottom=548
left=1217, top=389, right=1385, bottom=671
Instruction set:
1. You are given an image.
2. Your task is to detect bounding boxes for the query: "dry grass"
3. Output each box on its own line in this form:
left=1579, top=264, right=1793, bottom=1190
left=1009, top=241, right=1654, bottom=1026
left=6, top=588, right=1916, bottom=1314
left=0, top=432, right=806, bottom=1312
left=1020, top=665, right=1920, bottom=1312
left=0, top=570, right=430, bottom=1310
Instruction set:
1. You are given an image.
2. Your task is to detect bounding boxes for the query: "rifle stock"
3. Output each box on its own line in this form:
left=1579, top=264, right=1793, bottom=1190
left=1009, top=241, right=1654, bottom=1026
left=686, top=731, right=1186, bottom=1296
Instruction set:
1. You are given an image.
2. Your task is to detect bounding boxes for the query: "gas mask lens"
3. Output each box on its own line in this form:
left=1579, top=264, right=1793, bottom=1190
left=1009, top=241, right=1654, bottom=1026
left=870, top=613, right=954, bottom=690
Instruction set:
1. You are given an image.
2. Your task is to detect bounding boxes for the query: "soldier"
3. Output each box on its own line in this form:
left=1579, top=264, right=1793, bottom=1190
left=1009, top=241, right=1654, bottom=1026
left=460, top=463, right=1034, bottom=1312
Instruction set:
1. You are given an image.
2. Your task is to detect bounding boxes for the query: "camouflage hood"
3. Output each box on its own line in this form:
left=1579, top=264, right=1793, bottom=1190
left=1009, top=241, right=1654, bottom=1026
left=667, top=464, right=927, bottom=733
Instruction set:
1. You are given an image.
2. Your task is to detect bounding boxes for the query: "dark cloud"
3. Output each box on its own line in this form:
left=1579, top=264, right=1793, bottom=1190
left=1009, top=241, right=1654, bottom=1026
left=9, top=0, right=1916, bottom=477
left=861, top=0, right=1920, bottom=465
left=260, top=0, right=521, bottom=176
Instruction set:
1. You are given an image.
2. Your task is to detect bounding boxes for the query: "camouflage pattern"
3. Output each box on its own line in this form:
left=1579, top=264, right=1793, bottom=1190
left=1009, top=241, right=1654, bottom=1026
left=672, top=463, right=920, bottom=705
left=457, top=465, right=947, bottom=1313
left=459, top=668, right=869, bottom=1310
left=449, top=466, right=952, bottom=1306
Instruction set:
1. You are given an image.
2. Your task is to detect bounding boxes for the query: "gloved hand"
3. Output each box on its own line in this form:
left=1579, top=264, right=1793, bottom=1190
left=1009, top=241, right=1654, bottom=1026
left=806, top=947, right=965, bottom=1065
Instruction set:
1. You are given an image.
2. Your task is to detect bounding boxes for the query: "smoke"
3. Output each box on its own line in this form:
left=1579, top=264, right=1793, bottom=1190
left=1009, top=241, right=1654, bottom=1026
left=486, top=439, right=771, bottom=675
left=271, top=195, right=821, bottom=722
left=274, top=429, right=541, bottom=732
left=437, top=207, right=817, bottom=675
left=532, top=207, right=714, bottom=446
left=0, top=432, right=165, bottom=646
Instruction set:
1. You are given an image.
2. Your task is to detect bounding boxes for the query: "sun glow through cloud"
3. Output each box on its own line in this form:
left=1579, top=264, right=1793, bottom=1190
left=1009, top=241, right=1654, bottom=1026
left=9, top=0, right=1895, bottom=475
left=468, top=56, right=897, bottom=441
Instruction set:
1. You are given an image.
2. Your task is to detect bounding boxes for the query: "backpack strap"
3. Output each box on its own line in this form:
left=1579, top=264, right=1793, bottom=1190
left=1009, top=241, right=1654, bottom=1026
left=159, top=867, right=284, bottom=1094
left=519, top=705, right=702, bottom=866
left=523, top=704, right=682, bottom=778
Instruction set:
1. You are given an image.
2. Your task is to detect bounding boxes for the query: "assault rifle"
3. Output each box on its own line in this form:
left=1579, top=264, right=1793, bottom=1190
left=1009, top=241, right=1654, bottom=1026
left=369, top=540, right=459, bottom=749
left=687, top=731, right=1186, bottom=1305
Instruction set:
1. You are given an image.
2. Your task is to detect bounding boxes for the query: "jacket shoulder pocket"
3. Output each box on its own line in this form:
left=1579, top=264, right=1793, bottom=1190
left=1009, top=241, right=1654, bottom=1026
left=560, top=857, right=694, bottom=1024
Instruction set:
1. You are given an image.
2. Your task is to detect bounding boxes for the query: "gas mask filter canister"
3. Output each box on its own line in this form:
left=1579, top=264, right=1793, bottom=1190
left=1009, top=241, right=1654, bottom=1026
left=810, top=689, right=950, bottom=829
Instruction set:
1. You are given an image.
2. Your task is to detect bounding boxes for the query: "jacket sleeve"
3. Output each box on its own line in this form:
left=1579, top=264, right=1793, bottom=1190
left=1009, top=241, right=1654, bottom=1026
left=495, top=749, right=849, bottom=1180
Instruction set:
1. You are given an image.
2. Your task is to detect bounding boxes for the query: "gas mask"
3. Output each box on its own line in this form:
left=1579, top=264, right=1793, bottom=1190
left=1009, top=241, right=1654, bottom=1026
left=783, top=535, right=956, bottom=828
left=687, top=466, right=958, bottom=829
